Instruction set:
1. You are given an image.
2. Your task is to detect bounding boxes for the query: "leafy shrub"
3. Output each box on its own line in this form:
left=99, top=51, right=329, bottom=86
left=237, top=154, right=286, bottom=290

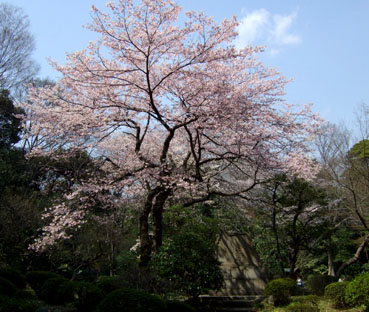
left=95, top=275, right=128, bottom=295
left=0, top=268, right=26, bottom=289
left=115, top=250, right=140, bottom=289
left=306, top=274, right=336, bottom=296
left=291, top=295, right=320, bottom=304
left=264, top=278, right=297, bottom=306
left=0, top=277, right=17, bottom=297
left=167, top=300, right=197, bottom=312
left=40, top=278, right=103, bottom=310
left=286, top=302, right=319, bottom=312
left=26, top=270, right=64, bottom=296
left=71, top=281, right=104, bottom=312
left=325, top=281, right=349, bottom=308
left=0, top=295, right=39, bottom=312
left=96, top=288, right=166, bottom=312
left=345, top=272, right=369, bottom=307
left=56, top=280, right=77, bottom=305
left=40, top=277, right=72, bottom=305
left=150, top=232, right=223, bottom=298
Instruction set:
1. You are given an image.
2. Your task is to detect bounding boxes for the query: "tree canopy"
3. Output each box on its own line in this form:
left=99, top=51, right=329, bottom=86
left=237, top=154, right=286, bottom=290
left=0, top=3, right=39, bottom=96
left=22, top=0, right=320, bottom=267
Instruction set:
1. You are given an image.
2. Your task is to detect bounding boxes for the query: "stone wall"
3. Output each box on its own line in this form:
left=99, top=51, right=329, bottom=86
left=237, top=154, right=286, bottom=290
left=214, top=233, right=267, bottom=295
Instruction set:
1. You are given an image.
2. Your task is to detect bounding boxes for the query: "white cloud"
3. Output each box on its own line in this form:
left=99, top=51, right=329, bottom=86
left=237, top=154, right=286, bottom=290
left=235, top=8, right=301, bottom=54
left=272, top=12, right=301, bottom=45
left=236, top=9, right=270, bottom=45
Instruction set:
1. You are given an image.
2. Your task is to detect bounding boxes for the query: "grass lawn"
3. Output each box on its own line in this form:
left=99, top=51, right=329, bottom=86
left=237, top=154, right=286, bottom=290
left=258, top=296, right=366, bottom=312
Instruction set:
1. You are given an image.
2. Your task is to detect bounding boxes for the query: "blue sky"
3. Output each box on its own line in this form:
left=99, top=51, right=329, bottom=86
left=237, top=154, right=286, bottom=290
left=8, top=0, right=369, bottom=127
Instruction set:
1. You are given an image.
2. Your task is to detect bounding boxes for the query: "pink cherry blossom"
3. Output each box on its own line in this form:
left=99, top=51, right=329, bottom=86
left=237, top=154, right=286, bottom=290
left=22, top=0, right=321, bottom=263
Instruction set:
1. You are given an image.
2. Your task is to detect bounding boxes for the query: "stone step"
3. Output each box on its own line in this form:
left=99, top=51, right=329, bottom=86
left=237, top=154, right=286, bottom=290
left=198, top=295, right=263, bottom=312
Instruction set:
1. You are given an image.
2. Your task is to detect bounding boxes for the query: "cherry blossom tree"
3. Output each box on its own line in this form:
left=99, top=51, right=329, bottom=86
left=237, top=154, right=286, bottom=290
left=23, top=0, right=320, bottom=269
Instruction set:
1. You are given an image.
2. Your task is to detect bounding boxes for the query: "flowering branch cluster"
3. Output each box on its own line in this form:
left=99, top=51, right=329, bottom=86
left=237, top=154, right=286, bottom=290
left=22, top=0, right=321, bottom=252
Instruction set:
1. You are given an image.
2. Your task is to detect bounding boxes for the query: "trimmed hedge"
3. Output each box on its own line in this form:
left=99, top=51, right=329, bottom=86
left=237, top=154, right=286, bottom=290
left=345, top=272, right=369, bottom=308
left=286, top=302, right=319, bottom=312
left=325, top=281, right=349, bottom=308
left=96, top=288, right=166, bottom=312
left=71, top=281, right=104, bottom=312
left=0, top=296, right=39, bottom=312
left=0, top=268, right=26, bottom=290
left=40, top=277, right=72, bottom=305
left=40, top=278, right=103, bottom=310
left=0, top=277, right=17, bottom=297
left=26, top=271, right=64, bottom=296
left=285, top=295, right=320, bottom=312
left=264, top=278, right=297, bottom=306
left=95, top=275, right=127, bottom=295
left=167, top=300, right=197, bottom=312
left=307, top=274, right=336, bottom=296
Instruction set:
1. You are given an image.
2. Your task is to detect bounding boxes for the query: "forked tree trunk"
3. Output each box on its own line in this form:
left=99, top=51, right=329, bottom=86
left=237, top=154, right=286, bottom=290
left=139, top=188, right=171, bottom=268
left=335, top=233, right=369, bottom=278
left=139, top=189, right=158, bottom=269
left=152, top=189, right=171, bottom=253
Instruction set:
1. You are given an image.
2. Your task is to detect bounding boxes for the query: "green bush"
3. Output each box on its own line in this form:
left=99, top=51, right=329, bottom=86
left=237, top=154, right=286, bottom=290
left=150, top=232, right=223, bottom=298
left=0, top=268, right=26, bottom=290
left=291, top=295, right=320, bottom=304
left=325, top=281, right=349, bottom=308
left=264, top=278, right=297, bottom=306
left=286, top=302, right=319, bottom=312
left=345, top=272, right=369, bottom=308
left=0, top=295, right=39, bottom=312
left=96, top=288, right=166, bottom=312
left=95, top=275, right=128, bottom=295
left=26, top=270, right=64, bottom=297
left=167, top=300, right=197, bottom=312
left=307, top=274, right=336, bottom=296
left=40, top=278, right=103, bottom=310
left=57, top=280, right=77, bottom=305
left=0, top=277, right=16, bottom=297
left=71, top=281, right=104, bottom=312
left=40, top=277, right=72, bottom=305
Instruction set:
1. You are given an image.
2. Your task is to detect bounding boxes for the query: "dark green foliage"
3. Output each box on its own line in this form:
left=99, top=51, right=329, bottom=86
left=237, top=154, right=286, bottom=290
left=95, top=276, right=128, bottom=295
left=26, top=270, right=64, bottom=296
left=246, top=175, right=330, bottom=279
left=349, top=139, right=369, bottom=161
left=151, top=231, right=224, bottom=298
left=264, top=278, right=297, bottom=306
left=40, top=277, right=71, bottom=305
left=0, top=295, right=39, bottom=312
left=115, top=250, right=140, bottom=289
left=0, top=277, right=16, bottom=297
left=166, top=300, right=197, bottom=312
left=285, top=295, right=320, bottom=312
left=0, top=90, right=24, bottom=150
left=70, top=281, right=103, bottom=312
left=292, top=295, right=320, bottom=304
left=56, top=280, right=77, bottom=305
left=39, top=278, right=103, bottom=310
left=96, top=288, right=166, bottom=312
left=325, top=281, right=349, bottom=308
left=345, top=272, right=369, bottom=307
left=151, top=205, right=223, bottom=298
left=285, top=302, right=319, bottom=312
left=0, top=268, right=25, bottom=290
left=306, top=274, right=336, bottom=296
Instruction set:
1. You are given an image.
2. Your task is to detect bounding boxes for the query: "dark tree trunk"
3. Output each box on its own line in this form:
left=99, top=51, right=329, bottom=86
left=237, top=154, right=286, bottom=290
left=327, top=237, right=335, bottom=277
left=139, top=189, right=159, bottom=269
left=271, top=203, right=285, bottom=276
left=152, top=189, right=171, bottom=253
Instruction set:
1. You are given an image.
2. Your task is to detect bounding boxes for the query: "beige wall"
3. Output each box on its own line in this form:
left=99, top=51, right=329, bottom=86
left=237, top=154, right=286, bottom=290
left=214, top=233, right=267, bottom=295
